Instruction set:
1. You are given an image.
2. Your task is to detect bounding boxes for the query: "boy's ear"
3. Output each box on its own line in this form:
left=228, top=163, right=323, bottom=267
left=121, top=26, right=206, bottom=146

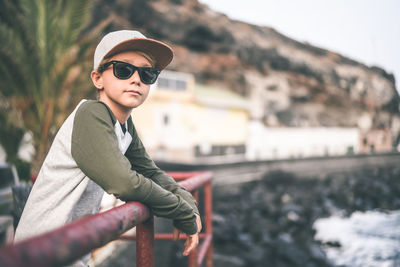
left=91, top=70, right=103, bottom=89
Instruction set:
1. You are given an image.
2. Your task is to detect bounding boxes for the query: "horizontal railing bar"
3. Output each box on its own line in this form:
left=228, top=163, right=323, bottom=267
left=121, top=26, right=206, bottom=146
left=0, top=202, right=150, bottom=267
left=177, top=172, right=213, bottom=192
left=120, top=233, right=208, bottom=240
left=167, top=172, right=205, bottom=181
left=155, top=233, right=208, bottom=240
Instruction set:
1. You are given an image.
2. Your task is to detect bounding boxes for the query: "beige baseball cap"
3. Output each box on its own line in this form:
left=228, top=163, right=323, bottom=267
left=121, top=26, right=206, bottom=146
left=93, top=30, right=173, bottom=70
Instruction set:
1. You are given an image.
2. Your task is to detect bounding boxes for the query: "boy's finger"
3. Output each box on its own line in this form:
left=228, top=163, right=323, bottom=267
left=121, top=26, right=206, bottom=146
left=173, top=227, right=180, bottom=241
left=183, top=242, right=191, bottom=256
left=182, top=241, right=196, bottom=256
left=182, top=234, right=199, bottom=256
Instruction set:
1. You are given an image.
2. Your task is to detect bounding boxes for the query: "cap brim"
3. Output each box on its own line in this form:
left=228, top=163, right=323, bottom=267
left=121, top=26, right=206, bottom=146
left=104, top=38, right=173, bottom=70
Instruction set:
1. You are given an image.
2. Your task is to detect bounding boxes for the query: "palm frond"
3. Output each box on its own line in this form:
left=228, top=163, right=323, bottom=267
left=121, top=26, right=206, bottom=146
left=0, top=0, right=114, bottom=171
left=0, top=47, right=28, bottom=96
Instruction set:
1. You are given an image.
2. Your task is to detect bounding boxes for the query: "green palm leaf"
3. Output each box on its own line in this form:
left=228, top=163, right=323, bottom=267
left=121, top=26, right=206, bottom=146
left=0, top=0, right=108, bottom=174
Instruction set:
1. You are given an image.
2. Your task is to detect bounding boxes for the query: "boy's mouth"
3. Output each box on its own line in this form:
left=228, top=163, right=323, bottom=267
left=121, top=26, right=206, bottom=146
left=125, top=90, right=142, bottom=96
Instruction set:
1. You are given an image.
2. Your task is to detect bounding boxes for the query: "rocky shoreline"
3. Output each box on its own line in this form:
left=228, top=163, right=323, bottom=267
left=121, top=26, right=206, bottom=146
left=209, top=166, right=400, bottom=267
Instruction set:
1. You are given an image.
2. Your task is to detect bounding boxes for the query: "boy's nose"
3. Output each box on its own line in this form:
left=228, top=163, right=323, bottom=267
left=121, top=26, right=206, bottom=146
left=129, top=69, right=141, bottom=84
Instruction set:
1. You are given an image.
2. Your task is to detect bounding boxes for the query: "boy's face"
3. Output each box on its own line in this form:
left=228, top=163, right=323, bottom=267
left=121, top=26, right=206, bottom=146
left=92, top=51, right=152, bottom=112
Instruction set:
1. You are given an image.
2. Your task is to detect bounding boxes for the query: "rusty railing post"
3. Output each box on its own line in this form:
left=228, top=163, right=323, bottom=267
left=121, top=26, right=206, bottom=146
left=188, top=188, right=200, bottom=267
left=204, top=181, right=213, bottom=267
left=136, top=215, right=155, bottom=267
left=188, top=247, right=199, bottom=267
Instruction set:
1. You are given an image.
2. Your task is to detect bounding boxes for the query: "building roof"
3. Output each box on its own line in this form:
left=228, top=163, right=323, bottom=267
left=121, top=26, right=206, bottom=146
left=194, top=84, right=250, bottom=110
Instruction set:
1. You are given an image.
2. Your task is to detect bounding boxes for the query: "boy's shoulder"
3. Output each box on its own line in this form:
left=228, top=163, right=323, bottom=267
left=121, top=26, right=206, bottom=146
left=75, top=100, right=117, bottom=125
left=77, top=99, right=109, bottom=112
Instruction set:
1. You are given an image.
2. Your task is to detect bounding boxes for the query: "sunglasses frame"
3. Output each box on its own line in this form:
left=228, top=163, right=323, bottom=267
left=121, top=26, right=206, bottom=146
left=99, top=60, right=160, bottom=84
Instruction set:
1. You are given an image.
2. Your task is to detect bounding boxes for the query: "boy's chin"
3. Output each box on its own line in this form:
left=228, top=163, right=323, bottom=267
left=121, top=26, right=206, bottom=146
left=123, top=100, right=144, bottom=109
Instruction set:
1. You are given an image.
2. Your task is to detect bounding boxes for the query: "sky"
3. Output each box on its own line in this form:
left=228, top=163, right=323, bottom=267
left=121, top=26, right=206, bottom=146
left=199, top=0, right=400, bottom=92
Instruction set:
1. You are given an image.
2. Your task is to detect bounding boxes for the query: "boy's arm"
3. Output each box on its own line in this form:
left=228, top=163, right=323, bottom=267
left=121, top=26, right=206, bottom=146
left=71, top=102, right=197, bottom=235
left=125, top=135, right=199, bottom=215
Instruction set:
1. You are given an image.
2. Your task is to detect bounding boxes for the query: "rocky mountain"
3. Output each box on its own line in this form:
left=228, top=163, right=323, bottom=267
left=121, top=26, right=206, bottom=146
left=91, top=0, right=400, bottom=133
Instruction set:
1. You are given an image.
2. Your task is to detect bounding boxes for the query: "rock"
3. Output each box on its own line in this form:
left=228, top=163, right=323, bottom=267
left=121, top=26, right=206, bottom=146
left=210, top=166, right=400, bottom=267
left=213, top=253, right=245, bottom=267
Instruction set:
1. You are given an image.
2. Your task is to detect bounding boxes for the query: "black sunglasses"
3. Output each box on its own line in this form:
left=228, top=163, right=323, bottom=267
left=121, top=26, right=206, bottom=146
left=99, top=60, right=160, bottom=84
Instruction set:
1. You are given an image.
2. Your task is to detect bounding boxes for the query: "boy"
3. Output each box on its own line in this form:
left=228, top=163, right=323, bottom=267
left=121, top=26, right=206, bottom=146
left=14, top=30, right=201, bottom=266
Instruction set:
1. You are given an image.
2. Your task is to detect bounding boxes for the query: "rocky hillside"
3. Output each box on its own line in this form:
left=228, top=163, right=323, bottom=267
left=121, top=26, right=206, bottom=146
left=91, top=0, right=400, bottom=131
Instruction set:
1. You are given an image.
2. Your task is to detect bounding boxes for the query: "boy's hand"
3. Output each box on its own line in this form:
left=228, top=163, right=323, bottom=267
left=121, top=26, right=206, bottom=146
left=173, top=213, right=202, bottom=256
left=182, top=233, right=199, bottom=256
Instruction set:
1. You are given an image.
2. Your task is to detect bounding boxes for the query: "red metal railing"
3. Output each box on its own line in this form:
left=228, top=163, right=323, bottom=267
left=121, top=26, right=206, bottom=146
left=121, top=171, right=214, bottom=267
left=0, top=171, right=213, bottom=267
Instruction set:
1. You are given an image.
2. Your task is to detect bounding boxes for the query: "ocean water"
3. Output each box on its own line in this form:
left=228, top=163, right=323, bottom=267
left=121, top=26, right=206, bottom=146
left=313, top=210, right=400, bottom=267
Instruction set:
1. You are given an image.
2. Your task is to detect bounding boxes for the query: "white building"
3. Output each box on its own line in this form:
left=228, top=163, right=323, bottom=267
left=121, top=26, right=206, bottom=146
left=246, top=121, right=360, bottom=160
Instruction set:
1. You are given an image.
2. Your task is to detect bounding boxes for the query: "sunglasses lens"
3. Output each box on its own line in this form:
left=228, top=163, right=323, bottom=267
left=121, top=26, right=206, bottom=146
left=139, top=68, right=159, bottom=84
left=114, top=62, right=133, bottom=79
left=109, top=61, right=159, bottom=84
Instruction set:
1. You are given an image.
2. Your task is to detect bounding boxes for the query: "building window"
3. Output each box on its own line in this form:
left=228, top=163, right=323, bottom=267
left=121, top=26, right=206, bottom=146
left=176, top=80, right=186, bottom=90
left=158, top=77, right=170, bottom=88
left=266, top=85, right=278, bottom=91
left=163, top=114, right=169, bottom=125
left=158, top=77, right=187, bottom=91
left=362, top=138, right=368, bottom=145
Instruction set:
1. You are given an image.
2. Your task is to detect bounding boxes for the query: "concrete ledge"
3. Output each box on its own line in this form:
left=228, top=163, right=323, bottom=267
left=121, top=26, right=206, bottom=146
left=156, top=152, right=400, bottom=171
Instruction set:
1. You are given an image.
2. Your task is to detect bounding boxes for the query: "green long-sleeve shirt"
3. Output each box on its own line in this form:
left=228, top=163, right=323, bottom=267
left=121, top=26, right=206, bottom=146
left=15, top=100, right=198, bottom=246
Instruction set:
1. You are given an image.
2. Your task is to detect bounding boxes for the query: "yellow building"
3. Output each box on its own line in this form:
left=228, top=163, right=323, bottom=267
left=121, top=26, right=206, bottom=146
left=132, top=70, right=250, bottom=163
